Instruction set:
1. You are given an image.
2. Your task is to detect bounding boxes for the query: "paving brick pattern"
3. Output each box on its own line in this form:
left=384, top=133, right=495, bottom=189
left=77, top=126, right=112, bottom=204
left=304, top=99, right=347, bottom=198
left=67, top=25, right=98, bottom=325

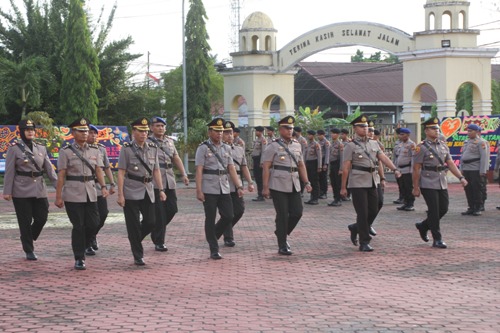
left=0, top=182, right=498, bottom=332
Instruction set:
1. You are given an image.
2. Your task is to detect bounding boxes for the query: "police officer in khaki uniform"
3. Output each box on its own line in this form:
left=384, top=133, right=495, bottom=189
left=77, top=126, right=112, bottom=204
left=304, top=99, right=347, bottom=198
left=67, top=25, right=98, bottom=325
left=340, top=128, right=352, bottom=201
left=147, top=116, right=189, bottom=252
left=394, top=128, right=416, bottom=211
left=195, top=118, right=244, bottom=259
left=328, top=128, right=343, bottom=206
left=460, top=124, right=488, bottom=216
left=55, top=118, right=109, bottom=270
left=220, top=120, right=254, bottom=247
left=262, top=116, right=312, bottom=255
left=392, top=128, right=405, bottom=204
left=413, top=117, right=468, bottom=249
left=117, top=117, right=166, bottom=266
left=233, top=127, right=246, bottom=150
left=293, top=127, right=308, bottom=154
left=3, top=119, right=58, bottom=261
left=86, top=124, right=116, bottom=253
left=341, top=114, right=401, bottom=252
left=265, top=126, right=277, bottom=147
left=251, top=126, right=267, bottom=201
left=317, top=129, right=330, bottom=199
left=304, top=130, right=322, bottom=205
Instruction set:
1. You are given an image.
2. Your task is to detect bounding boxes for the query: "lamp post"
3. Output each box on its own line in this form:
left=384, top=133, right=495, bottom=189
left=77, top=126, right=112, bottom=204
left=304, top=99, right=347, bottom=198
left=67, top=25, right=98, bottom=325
left=182, top=0, right=189, bottom=173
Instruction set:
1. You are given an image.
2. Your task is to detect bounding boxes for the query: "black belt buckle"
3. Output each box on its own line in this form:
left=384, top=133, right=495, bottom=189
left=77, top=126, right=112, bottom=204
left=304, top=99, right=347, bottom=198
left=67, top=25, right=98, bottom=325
left=144, top=176, right=151, bottom=183
left=218, top=170, right=225, bottom=176
left=31, top=171, right=37, bottom=178
left=83, top=175, right=92, bottom=182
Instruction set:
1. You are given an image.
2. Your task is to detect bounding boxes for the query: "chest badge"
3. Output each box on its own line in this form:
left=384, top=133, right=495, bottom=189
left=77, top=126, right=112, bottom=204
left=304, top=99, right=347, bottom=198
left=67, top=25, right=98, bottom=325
left=358, top=154, right=363, bottom=159
left=280, top=156, right=285, bottom=161
left=133, top=164, right=139, bottom=171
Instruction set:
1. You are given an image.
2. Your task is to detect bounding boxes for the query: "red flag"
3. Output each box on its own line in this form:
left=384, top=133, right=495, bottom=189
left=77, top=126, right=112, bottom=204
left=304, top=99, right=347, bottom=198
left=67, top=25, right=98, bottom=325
left=147, top=72, right=160, bottom=84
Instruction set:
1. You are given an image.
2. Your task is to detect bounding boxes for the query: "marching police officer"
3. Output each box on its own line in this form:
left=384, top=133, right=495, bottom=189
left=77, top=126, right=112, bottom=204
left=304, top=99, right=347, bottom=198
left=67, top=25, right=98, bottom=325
left=117, top=117, right=166, bottom=266
left=304, top=130, right=322, bottom=205
left=460, top=124, right=488, bottom=216
left=86, top=124, right=116, bottom=253
left=394, top=128, right=416, bottom=211
left=340, top=128, right=352, bottom=201
left=341, top=114, right=401, bottom=252
left=3, top=119, right=58, bottom=260
left=55, top=118, right=109, bottom=270
left=147, top=116, right=189, bottom=252
left=317, top=129, right=330, bottom=199
left=261, top=116, right=312, bottom=255
left=392, top=128, right=405, bottom=204
left=328, top=128, right=343, bottom=206
left=413, top=117, right=468, bottom=249
left=195, top=118, right=244, bottom=259
left=220, top=120, right=254, bottom=247
left=251, top=126, right=267, bottom=201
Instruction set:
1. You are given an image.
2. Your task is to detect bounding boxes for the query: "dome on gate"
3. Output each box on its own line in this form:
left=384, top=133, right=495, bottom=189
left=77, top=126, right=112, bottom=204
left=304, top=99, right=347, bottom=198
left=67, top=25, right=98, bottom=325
left=241, top=11, right=274, bottom=30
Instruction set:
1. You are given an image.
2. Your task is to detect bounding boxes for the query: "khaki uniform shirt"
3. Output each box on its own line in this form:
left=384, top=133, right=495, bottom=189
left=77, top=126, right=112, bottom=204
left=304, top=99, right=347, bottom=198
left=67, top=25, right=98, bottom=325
left=261, top=138, right=303, bottom=193
left=234, top=136, right=246, bottom=150
left=148, top=135, right=179, bottom=190
left=305, top=140, right=322, bottom=163
left=228, top=143, right=247, bottom=192
left=460, top=137, right=488, bottom=173
left=58, top=143, right=103, bottom=203
left=118, top=141, right=160, bottom=202
left=296, top=135, right=307, bottom=154
left=394, top=139, right=415, bottom=174
left=344, top=136, right=381, bottom=188
left=413, top=139, right=451, bottom=190
left=251, top=136, right=267, bottom=158
left=329, top=139, right=344, bottom=164
left=3, top=141, right=57, bottom=198
left=195, top=140, right=234, bottom=195
left=95, top=144, right=110, bottom=191
left=318, top=137, right=330, bottom=166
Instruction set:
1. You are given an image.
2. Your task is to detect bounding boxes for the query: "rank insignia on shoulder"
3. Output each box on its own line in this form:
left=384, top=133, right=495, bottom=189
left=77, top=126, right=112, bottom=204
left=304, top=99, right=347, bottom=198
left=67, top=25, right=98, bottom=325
left=97, top=143, right=106, bottom=148
left=123, top=142, right=131, bottom=147
left=89, top=144, right=99, bottom=149
left=147, top=142, right=157, bottom=148
left=62, top=145, right=72, bottom=150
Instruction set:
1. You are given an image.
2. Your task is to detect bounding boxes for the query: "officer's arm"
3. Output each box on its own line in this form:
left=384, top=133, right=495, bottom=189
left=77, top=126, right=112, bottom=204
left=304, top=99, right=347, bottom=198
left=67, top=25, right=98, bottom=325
left=377, top=151, right=398, bottom=172
left=341, top=160, right=351, bottom=191
left=479, top=142, right=488, bottom=175
left=55, top=169, right=66, bottom=208
left=228, top=164, right=243, bottom=190
left=297, top=160, right=309, bottom=184
left=262, top=161, right=272, bottom=191
left=172, top=154, right=189, bottom=184
left=195, top=165, right=205, bottom=202
left=241, top=165, right=254, bottom=190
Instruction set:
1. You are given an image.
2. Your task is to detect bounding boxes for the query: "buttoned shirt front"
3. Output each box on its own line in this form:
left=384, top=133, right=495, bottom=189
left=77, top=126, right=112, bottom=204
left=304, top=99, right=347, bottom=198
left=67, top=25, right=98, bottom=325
left=148, top=135, right=179, bottom=190
left=413, top=139, right=451, bottom=190
left=305, top=140, right=322, bottom=163
left=195, top=139, right=234, bottom=195
left=261, top=138, right=302, bottom=193
left=460, top=137, right=488, bottom=173
left=343, top=136, right=381, bottom=188
left=394, top=139, right=415, bottom=174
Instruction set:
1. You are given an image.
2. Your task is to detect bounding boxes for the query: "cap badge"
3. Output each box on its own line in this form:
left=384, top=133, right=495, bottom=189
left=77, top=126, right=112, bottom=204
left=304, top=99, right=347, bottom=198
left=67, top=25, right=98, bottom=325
left=361, top=116, right=367, bottom=122
left=288, top=117, right=293, bottom=124
left=141, top=118, right=148, bottom=125
left=217, top=119, right=223, bottom=126
left=80, top=119, right=87, bottom=125
left=433, top=118, right=438, bottom=124
left=27, top=120, right=33, bottom=126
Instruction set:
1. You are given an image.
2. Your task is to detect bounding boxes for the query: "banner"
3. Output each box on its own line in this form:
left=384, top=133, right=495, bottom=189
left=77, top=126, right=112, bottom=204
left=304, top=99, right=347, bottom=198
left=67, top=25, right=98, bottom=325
left=0, top=125, right=130, bottom=172
left=440, top=115, right=500, bottom=170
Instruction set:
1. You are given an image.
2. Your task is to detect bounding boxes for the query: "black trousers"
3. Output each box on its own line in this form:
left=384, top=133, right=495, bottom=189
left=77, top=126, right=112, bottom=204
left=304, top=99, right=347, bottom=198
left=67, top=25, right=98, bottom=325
left=463, top=170, right=482, bottom=210
left=349, top=187, right=378, bottom=245
left=65, top=200, right=99, bottom=260
left=400, top=173, right=415, bottom=205
left=151, top=188, right=178, bottom=245
left=124, top=194, right=155, bottom=260
left=377, top=183, right=384, bottom=213
left=12, top=197, right=49, bottom=253
left=420, top=188, right=449, bottom=241
left=252, top=156, right=263, bottom=197
left=270, top=189, right=303, bottom=249
left=319, top=158, right=328, bottom=195
left=222, top=191, right=245, bottom=241
left=396, top=176, right=404, bottom=200
left=91, top=195, right=109, bottom=241
left=480, top=174, right=487, bottom=205
left=329, top=160, right=342, bottom=202
left=306, top=160, right=319, bottom=201
left=203, top=193, right=234, bottom=252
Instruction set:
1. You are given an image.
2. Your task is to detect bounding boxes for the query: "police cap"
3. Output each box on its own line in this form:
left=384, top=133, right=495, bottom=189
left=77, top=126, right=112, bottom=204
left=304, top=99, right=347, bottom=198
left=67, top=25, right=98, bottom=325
left=373, top=129, right=381, bottom=136
left=422, top=117, right=440, bottom=129
left=340, top=128, right=349, bottom=134
left=294, top=126, right=302, bottom=133
left=266, top=126, right=275, bottom=132
left=233, top=127, right=241, bottom=133
left=317, top=129, right=325, bottom=135
left=330, top=128, right=340, bottom=134
left=131, top=117, right=150, bottom=131
left=307, top=129, right=316, bottom=135
left=223, top=120, right=235, bottom=131
left=18, top=119, right=36, bottom=130
left=89, top=124, right=99, bottom=133
left=399, top=128, right=411, bottom=134
left=350, top=114, right=369, bottom=127
left=207, top=117, right=225, bottom=131
left=255, top=126, right=265, bottom=132
left=68, top=118, right=90, bottom=131
left=278, top=116, right=295, bottom=129
left=467, top=124, right=481, bottom=132
left=150, top=116, right=166, bottom=125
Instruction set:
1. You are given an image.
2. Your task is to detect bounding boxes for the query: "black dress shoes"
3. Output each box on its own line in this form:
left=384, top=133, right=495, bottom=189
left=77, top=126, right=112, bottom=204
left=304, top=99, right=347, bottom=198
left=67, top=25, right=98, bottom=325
left=91, top=239, right=99, bottom=251
left=347, top=224, right=358, bottom=246
left=305, top=200, right=319, bottom=205
left=497, top=206, right=500, bottom=210
left=393, top=198, right=404, bottom=204
left=472, top=210, right=482, bottom=216
left=404, top=205, right=415, bottom=211
left=252, top=196, right=265, bottom=202
left=397, top=204, right=407, bottom=210
left=342, top=197, right=351, bottom=202
left=415, top=222, right=429, bottom=242
left=26, top=252, right=38, bottom=261
left=74, top=259, right=86, bottom=270
left=210, top=252, right=222, bottom=259
left=359, top=244, right=374, bottom=252
left=432, top=240, right=447, bottom=249
left=319, top=194, right=327, bottom=199
left=461, top=209, right=474, bottom=215
left=155, top=244, right=168, bottom=252
left=328, top=200, right=342, bottom=207
left=85, top=247, right=96, bottom=256
left=224, top=240, right=236, bottom=247
left=369, top=227, right=377, bottom=236
left=278, top=247, right=292, bottom=255
left=134, top=258, right=146, bottom=265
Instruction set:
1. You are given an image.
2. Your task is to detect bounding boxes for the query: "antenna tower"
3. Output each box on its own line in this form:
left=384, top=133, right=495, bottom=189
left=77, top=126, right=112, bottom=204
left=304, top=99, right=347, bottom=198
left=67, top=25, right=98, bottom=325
left=230, top=0, right=243, bottom=52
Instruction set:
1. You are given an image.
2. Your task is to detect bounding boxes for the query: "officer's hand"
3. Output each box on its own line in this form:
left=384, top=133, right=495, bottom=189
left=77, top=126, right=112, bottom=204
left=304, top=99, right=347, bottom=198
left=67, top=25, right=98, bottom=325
left=262, top=188, right=270, bottom=198
left=323, top=166, right=328, bottom=171
left=183, top=175, right=190, bottom=186
left=117, top=196, right=125, bottom=207
left=338, top=170, right=343, bottom=175
left=55, top=198, right=64, bottom=208
left=3, top=195, right=12, bottom=201
left=237, top=188, right=244, bottom=198
left=247, top=184, right=255, bottom=192
left=380, top=180, right=386, bottom=190
left=412, top=187, right=421, bottom=197
left=460, top=178, right=468, bottom=187
left=101, top=188, right=109, bottom=198
left=394, top=170, right=402, bottom=178
left=305, top=184, right=312, bottom=193
left=160, top=191, right=167, bottom=201
left=340, top=188, right=347, bottom=198
left=108, top=185, right=116, bottom=195
left=196, top=190, right=205, bottom=202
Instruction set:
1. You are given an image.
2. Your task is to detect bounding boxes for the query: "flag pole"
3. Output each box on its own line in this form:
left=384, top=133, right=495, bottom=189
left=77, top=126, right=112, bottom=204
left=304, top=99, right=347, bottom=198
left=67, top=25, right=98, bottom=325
left=182, top=0, right=189, bottom=174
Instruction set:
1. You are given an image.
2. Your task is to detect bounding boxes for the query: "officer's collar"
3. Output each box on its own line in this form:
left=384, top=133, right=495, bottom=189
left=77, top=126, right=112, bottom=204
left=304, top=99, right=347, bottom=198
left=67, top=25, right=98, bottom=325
left=132, top=140, right=147, bottom=149
left=354, top=135, right=369, bottom=142
left=426, top=138, right=440, bottom=144
left=73, top=142, right=88, bottom=150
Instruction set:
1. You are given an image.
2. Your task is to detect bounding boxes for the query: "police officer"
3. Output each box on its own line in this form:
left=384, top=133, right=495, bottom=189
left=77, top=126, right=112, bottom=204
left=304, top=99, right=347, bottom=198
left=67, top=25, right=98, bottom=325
left=460, top=124, right=488, bottom=216
left=233, top=127, right=246, bottom=150
left=413, top=117, right=468, bottom=249
left=251, top=126, right=267, bottom=201
left=261, top=116, right=312, bottom=255
left=317, top=129, right=330, bottom=199
left=394, top=128, right=416, bottom=211
left=55, top=118, right=109, bottom=270
left=478, top=132, right=490, bottom=211
left=293, top=127, right=308, bottom=154
left=220, top=120, right=255, bottom=247
left=340, top=128, right=352, bottom=201
left=147, top=116, right=189, bottom=252
left=116, top=117, right=166, bottom=266
left=195, top=118, right=244, bottom=259
left=328, top=128, right=343, bottom=207
left=304, top=130, right=322, bottom=205
left=86, top=124, right=116, bottom=253
left=392, top=128, right=405, bottom=204
left=341, top=114, right=401, bottom=252
left=3, top=119, right=58, bottom=260
left=265, top=126, right=277, bottom=146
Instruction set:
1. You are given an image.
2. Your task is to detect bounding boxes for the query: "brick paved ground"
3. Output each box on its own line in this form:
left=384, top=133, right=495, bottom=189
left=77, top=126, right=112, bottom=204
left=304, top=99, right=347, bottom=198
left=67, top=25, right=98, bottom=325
left=0, top=182, right=499, bottom=332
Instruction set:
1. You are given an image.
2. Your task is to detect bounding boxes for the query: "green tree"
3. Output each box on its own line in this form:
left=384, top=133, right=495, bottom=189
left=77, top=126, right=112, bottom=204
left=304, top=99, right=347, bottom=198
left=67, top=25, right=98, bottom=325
left=351, top=49, right=399, bottom=63
left=492, top=79, right=500, bottom=114
left=455, top=83, right=472, bottom=115
left=185, top=0, right=212, bottom=125
left=59, top=0, right=100, bottom=124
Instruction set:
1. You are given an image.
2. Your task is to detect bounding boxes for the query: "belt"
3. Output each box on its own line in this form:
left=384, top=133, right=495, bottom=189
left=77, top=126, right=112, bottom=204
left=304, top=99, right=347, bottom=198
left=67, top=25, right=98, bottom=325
left=16, top=171, right=44, bottom=177
left=203, top=169, right=227, bottom=175
left=273, top=165, right=298, bottom=172
left=398, top=163, right=411, bottom=168
left=159, top=163, right=173, bottom=169
left=352, top=165, right=376, bottom=173
left=127, top=174, right=153, bottom=183
left=422, top=165, right=447, bottom=172
left=462, top=158, right=480, bottom=164
left=66, top=175, right=96, bottom=182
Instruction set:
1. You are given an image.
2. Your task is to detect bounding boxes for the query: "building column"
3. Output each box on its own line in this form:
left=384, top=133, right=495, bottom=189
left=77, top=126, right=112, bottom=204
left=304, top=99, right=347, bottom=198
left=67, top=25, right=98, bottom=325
left=402, top=101, right=422, bottom=140
left=248, top=109, right=264, bottom=127
left=472, top=99, right=493, bottom=116
left=435, top=99, right=457, bottom=118
left=226, top=107, right=240, bottom=126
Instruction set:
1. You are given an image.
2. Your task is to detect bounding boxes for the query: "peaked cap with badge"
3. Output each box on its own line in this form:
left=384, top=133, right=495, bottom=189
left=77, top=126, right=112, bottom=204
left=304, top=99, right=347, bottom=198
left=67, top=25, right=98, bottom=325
left=131, top=117, right=150, bottom=131
left=223, top=120, right=235, bottom=131
left=68, top=118, right=90, bottom=131
left=422, top=117, right=440, bottom=129
left=18, top=119, right=36, bottom=130
left=350, top=114, right=369, bottom=127
left=278, top=115, right=295, bottom=128
left=207, top=117, right=225, bottom=131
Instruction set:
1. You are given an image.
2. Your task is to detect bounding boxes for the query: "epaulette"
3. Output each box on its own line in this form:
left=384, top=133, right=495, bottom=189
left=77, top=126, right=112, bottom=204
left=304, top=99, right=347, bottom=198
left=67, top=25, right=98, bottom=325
left=9, top=140, right=21, bottom=147
left=62, top=144, right=72, bottom=149
left=89, top=144, right=99, bottom=149
left=200, top=140, right=208, bottom=146
left=97, top=143, right=106, bottom=148
left=291, top=139, right=298, bottom=143
left=123, top=142, right=131, bottom=148
left=147, top=142, right=157, bottom=148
